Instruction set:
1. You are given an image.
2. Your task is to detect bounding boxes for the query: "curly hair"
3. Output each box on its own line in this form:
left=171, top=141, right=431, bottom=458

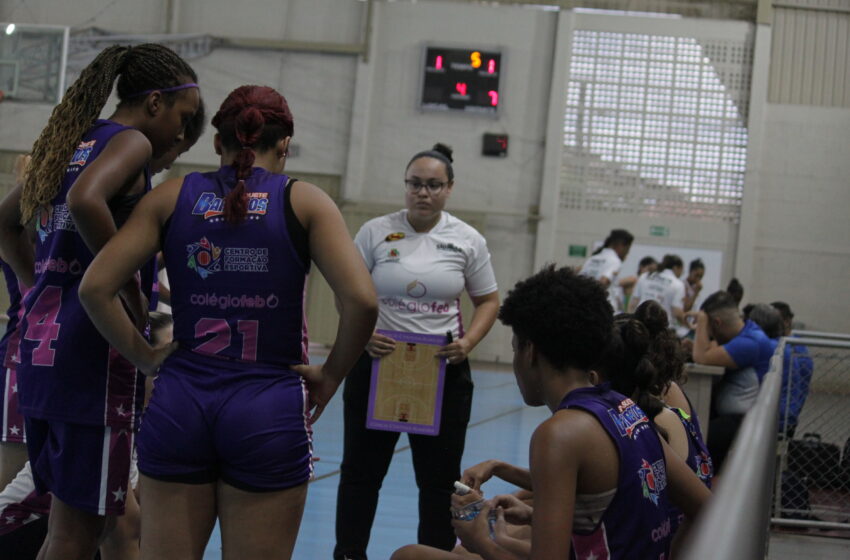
left=499, top=265, right=613, bottom=371
left=592, top=315, right=668, bottom=439
left=634, top=300, right=685, bottom=394
left=21, top=44, right=197, bottom=223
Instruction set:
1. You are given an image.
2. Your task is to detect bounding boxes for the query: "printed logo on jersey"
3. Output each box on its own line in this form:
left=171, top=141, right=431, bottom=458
left=436, top=242, right=464, bottom=254
left=187, top=237, right=222, bottom=278
left=187, top=237, right=270, bottom=278
left=191, top=191, right=269, bottom=221
left=70, top=140, right=96, bottom=167
left=190, top=292, right=280, bottom=310
left=406, top=280, right=427, bottom=298
left=36, top=203, right=76, bottom=242
left=695, top=451, right=713, bottom=483
left=607, top=398, right=650, bottom=439
left=651, top=517, right=672, bottom=543
left=388, top=249, right=400, bottom=258
left=34, top=257, right=83, bottom=276
left=638, top=458, right=667, bottom=506
left=385, top=232, right=406, bottom=242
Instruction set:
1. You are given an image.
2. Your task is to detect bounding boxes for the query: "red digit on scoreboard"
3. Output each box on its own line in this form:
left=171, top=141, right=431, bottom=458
left=488, top=59, right=496, bottom=74
left=456, top=83, right=468, bottom=96
left=488, top=90, right=499, bottom=106
left=435, top=55, right=443, bottom=70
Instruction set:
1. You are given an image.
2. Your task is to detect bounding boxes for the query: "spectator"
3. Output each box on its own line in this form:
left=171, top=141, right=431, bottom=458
left=694, top=291, right=776, bottom=473
left=771, top=302, right=814, bottom=438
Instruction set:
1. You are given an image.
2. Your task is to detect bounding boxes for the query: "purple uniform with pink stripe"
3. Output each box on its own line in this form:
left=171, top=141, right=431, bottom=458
left=17, top=120, right=152, bottom=515
left=137, top=166, right=312, bottom=490
left=19, top=120, right=150, bottom=428
left=559, top=385, right=673, bottom=560
left=668, top=401, right=713, bottom=534
left=1, top=259, right=25, bottom=443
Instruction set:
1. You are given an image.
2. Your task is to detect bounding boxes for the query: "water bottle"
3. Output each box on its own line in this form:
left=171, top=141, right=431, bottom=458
left=451, top=481, right=497, bottom=538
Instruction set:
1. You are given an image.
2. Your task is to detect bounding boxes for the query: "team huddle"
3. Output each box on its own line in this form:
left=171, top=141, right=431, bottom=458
left=0, top=41, right=792, bottom=560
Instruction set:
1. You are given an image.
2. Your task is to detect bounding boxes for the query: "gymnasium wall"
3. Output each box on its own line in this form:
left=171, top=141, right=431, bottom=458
left=1, top=0, right=849, bottom=354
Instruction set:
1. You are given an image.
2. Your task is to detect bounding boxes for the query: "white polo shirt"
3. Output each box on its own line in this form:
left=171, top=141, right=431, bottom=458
left=355, top=210, right=498, bottom=338
left=632, top=269, right=686, bottom=332
left=579, top=248, right=623, bottom=312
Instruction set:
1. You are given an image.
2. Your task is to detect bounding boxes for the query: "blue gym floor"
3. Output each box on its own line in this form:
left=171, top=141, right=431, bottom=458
left=202, top=359, right=548, bottom=559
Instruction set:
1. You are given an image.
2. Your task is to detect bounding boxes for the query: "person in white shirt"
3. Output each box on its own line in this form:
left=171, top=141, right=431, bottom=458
left=682, top=258, right=705, bottom=313
left=629, top=254, right=689, bottom=337
left=335, top=143, right=500, bottom=559
left=578, top=229, right=634, bottom=312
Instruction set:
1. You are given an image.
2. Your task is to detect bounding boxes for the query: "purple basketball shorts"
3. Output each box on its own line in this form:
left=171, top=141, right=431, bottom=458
left=25, top=416, right=133, bottom=515
left=137, top=348, right=313, bottom=491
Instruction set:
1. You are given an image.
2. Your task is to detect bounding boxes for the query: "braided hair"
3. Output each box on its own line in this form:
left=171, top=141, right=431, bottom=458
left=212, top=85, right=294, bottom=224
left=22, top=44, right=197, bottom=223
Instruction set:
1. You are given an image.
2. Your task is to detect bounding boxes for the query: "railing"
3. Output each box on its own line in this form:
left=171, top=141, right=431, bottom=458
left=792, top=330, right=850, bottom=342
left=772, top=335, right=850, bottom=531
left=679, top=339, right=783, bottom=560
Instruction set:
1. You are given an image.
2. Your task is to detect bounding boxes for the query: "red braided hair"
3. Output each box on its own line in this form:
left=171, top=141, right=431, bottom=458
left=211, top=85, right=294, bottom=223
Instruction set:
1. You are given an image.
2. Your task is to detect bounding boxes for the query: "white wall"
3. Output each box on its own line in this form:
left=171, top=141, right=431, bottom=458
left=748, top=104, right=850, bottom=332
left=344, top=1, right=558, bottom=361
left=1, top=0, right=365, bottom=43
left=2, top=0, right=848, bottom=352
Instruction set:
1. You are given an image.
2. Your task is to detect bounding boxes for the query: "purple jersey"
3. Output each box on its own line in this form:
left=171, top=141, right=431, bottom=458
left=0, top=259, right=23, bottom=368
left=559, top=385, right=673, bottom=560
left=17, top=120, right=151, bottom=428
left=163, top=167, right=307, bottom=366
left=674, top=404, right=713, bottom=488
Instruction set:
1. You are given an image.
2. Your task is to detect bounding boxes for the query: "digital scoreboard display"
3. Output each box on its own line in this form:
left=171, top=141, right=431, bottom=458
left=420, top=46, right=502, bottom=115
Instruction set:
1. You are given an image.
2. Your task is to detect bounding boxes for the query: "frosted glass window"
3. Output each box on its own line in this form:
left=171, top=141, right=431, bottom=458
left=561, top=28, right=753, bottom=222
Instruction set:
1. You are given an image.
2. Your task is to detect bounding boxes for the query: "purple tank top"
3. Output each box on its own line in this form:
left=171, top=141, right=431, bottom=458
left=559, top=384, right=673, bottom=560
left=0, top=260, right=23, bottom=369
left=674, top=404, right=713, bottom=488
left=163, top=166, right=307, bottom=366
left=18, top=120, right=151, bottom=428
left=667, top=402, right=713, bottom=535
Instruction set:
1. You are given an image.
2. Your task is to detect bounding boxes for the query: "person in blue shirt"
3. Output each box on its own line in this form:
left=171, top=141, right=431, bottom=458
left=693, top=291, right=777, bottom=473
left=771, top=302, right=814, bottom=438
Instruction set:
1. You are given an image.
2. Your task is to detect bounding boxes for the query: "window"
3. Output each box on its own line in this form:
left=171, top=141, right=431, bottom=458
left=561, top=29, right=753, bottom=222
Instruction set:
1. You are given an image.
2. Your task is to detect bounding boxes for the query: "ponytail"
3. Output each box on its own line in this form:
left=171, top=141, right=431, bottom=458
left=212, top=85, right=295, bottom=224
left=222, top=106, right=265, bottom=223
left=634, top=299, right=685, bottom=395
left=22, top=46, right=130, bottom=223
left=22, top=43, right=197, bottom=224
left=608, top=317, right=669, bottom=439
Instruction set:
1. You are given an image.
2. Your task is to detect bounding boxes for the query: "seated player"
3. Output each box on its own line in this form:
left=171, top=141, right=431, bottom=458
left=392, top=266, right=710, bottom=560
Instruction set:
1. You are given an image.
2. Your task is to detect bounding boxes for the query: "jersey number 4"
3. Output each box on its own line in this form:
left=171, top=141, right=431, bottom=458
left=194, top=318, right=258, bottom=361
left=24, top=286, right=62, bottom=367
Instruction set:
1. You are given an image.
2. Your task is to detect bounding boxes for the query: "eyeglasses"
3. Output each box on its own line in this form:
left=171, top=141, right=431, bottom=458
left=404, top=180, right=448, bottom=194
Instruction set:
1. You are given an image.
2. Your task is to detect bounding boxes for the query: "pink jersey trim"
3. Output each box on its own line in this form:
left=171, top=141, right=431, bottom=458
left=2, top=367, right=25, bottom=443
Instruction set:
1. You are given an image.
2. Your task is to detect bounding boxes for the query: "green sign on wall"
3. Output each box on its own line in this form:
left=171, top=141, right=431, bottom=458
left=569, top=244, right=587, bottom=258
left=650, top=225, right=669, bottom=237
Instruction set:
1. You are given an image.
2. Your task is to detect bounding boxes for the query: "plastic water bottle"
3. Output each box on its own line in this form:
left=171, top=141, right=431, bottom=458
left=451, top=481, right=497, bottom=538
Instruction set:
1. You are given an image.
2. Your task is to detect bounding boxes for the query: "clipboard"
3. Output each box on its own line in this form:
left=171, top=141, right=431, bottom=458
left=366, top=329, right=448, bottom=436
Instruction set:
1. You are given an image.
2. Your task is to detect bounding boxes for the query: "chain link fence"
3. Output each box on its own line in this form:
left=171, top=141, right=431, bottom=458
left=773, top=335, right=850, bottom=533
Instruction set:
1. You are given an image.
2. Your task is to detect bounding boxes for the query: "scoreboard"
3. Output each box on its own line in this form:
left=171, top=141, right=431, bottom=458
left=420, top=46, right=502, bottom=115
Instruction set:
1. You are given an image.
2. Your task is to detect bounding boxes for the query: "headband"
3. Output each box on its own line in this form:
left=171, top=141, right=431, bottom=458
left=128, top=82, right=199, bottom=98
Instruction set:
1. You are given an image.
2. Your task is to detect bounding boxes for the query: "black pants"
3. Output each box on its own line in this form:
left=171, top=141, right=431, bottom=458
left=707, top=414, right=744, bottom=474
left=334, top=352, right=473, bottom=560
